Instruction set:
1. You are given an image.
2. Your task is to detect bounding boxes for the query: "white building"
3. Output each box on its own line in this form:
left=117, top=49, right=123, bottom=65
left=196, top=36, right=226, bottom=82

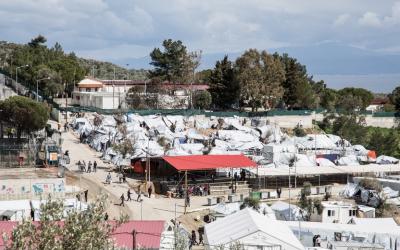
left=204, top=208, right=304, bottom=250
left=321, top=201, right=357, bottom=224
left=0, top=199, right=87, bottom=221
left=72, top=78, right=209, bottom=109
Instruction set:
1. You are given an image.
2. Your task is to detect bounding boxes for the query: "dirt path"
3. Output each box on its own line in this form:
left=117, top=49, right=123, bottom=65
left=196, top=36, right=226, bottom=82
left=65, top=171, right=131, bottom=219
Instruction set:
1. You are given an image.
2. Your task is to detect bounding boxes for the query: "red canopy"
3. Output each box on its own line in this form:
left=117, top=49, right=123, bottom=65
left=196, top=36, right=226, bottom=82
left=162, top=155, right=257, bottom=171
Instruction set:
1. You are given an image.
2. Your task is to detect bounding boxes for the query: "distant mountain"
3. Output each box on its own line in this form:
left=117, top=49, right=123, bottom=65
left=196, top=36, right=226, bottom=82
left=112, top=42, right=400, bottom=75
left=274, top=43, right=400, bottom=75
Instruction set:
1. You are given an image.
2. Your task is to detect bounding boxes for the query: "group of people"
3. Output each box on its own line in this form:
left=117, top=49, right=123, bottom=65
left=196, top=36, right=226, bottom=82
left=77, top=160, right=97, bottom=173
left=119, top=188, right=147, bottom=206
left=189, top=229, right=204, bottom=248
left=105, top=172, right=126, bottom=185
left=76, top=189, right=89, bottom=203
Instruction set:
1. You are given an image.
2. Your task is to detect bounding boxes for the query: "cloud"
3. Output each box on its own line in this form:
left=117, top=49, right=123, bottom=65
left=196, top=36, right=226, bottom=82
left=358, top=12, right=382, bottom=27
left=0, top=0, right=399, bottom=64
left=333, top=14, right=351, bottom=27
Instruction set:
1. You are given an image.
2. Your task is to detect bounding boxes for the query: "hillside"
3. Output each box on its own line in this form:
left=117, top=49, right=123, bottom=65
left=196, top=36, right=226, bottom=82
left=0, top=41, right=148, bottom=81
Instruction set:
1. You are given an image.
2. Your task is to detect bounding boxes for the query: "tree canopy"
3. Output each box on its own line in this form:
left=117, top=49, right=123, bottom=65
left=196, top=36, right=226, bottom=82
left=193, top=90, right=212, bottom=110
left=3, top=195, right=126, bottom=250
left=336, top=87, right=374, bottom=112
left=149, top=39, right=200, bottom=83
left=208, top=56, right=239, bottom=109
left=235, top=49, right=285, bottom=111
left=1, top=35, right=86, bottom=97
left=389, top=86, right=400, bottom=111
left=0, top=96, right=49, bottom=139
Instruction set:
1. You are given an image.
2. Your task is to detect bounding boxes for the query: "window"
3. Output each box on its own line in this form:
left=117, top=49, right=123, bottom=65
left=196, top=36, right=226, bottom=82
left=349, top=210, right=357, bottom=216
left=328, top=210, right=335, bottom=217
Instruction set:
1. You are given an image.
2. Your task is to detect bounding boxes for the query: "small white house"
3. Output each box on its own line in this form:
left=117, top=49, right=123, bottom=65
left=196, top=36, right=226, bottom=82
left=321, top=201, right=357, bottom=224
left=204, top=208, right=304, bottom=250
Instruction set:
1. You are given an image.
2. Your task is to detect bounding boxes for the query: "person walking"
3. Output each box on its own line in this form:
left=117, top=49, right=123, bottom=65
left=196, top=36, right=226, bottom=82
left=119, top=193, right=125, bottom=207
left=127, top=189, right=132, bottom=201
left=87, top=161, right=92, bottom=173
left=93, top=161, right=97, bottom=172
left=84, top=190, right=88, bottom=202
left=106, top=172, right=112, bottom=184
left=148, top=187, right=152, bottom=198
left=82, top=160, right=86, bottom=172
left=136, top=189, right=142, bottom=202
left=191, top=230, right=198, bottom=246
left=198, top=229, right=204, bottom=245
left=186, top=193, right=190, bottom=207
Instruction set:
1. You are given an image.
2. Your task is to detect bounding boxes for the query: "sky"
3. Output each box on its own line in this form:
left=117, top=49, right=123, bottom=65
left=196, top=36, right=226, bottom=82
left=0, top=0, right=399, bottom=92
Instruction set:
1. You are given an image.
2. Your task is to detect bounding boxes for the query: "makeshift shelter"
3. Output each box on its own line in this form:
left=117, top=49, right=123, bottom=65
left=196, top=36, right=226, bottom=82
left=271, top=201, right=306, bottom=221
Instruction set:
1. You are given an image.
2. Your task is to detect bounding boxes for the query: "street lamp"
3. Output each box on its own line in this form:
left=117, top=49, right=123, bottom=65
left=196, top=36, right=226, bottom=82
left=16, top=64, right=29, bottom=93
left=36, top=77, right=50, bottom=101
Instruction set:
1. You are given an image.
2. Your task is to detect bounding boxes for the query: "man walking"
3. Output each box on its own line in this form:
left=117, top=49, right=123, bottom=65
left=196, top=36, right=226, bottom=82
left=119, top=193, right=125, bottom=207
left=93, top=161, right=97, bottom=172
left=127, top=189, right=132, bottom=201
left=84, top=190, right=88, bottom=202
left=87, top=161, right=92, bottom=173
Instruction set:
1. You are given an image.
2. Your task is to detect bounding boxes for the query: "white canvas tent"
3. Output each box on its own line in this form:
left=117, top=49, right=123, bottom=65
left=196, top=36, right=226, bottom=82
left=204, top=208, right=304, bottom=250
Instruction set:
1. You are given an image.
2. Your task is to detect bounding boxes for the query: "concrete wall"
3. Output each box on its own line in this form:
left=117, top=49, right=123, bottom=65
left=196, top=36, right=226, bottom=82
left=0, top=178, right=65, bottom=197
left=268, top=113, right=397, bottom=129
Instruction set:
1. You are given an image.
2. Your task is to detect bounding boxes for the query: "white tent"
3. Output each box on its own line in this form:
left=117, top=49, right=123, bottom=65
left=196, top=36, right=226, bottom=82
left=270, top=201, right=306, bottom=221
left=204, top=208, right=304, bottom=250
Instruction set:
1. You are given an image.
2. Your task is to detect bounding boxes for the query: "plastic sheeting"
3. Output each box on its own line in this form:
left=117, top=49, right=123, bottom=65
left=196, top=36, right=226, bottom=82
left=376, top=155, right=399, bottom=164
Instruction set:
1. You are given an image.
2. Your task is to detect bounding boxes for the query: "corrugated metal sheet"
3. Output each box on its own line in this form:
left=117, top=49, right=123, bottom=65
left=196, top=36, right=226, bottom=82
left=163, top=154, right=257, bottom=171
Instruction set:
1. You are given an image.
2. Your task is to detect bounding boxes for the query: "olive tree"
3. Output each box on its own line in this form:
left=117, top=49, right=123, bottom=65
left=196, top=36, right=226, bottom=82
left=3, top=195, right=126, bottom=250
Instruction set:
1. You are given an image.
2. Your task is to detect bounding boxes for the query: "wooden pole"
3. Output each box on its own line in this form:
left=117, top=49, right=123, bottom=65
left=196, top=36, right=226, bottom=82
left=184, top=170, right=188, bottom=214
left=132, top=230, right=136, bottom=249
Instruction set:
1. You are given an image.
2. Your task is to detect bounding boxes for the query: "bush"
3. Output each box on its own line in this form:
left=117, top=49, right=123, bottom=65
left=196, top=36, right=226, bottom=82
left=293, top=124, right=306, bottom=137
left=193, top=90, right=212, bottom=110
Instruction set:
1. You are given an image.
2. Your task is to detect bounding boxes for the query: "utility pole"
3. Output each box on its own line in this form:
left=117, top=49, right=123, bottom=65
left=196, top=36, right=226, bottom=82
left=289, top=166, right=291, bottom=221
left=132, top=230, right=136, bottom=249
left=184, top=170, right=188, bottom=214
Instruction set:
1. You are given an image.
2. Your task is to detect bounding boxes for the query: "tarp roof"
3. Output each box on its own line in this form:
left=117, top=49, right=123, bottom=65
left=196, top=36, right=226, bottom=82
left=163, top=155, right=257, bottom=171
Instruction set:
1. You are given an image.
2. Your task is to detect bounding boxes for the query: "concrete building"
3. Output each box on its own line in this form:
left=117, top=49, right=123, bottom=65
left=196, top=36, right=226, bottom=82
left=204, top=208, right=304, bottom=250
left=71, top=78, right=209, bottom=109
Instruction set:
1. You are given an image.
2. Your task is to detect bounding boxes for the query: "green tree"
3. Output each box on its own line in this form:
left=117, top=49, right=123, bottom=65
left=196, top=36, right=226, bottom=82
left=331, top=115, right=368, bottom=145
left=240, top=197, right=260, bottom=210
left=320, top=88, right=337, bottom=111
left=149, top=39, right=195, bottom=83
left=0, top=96, right=49, bottom=139
left=279, top=53, right=316, bottom=109
left=336, top=88, right=374, bottom=112
left=235, top=49, right=285, bottom=111
left=389, top=86, right=400, bottom=111
left=4, top=35, right=85, bottom=97
left=3, top=195, right=126, bottom=249
left=193, top=90, right=212, bottom=110
left=208, top=56, right=239, bottom=109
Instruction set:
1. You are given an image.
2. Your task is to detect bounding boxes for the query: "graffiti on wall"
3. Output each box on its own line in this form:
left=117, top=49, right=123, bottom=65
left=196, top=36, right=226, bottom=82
left=0, top=178, right=65, bottom=195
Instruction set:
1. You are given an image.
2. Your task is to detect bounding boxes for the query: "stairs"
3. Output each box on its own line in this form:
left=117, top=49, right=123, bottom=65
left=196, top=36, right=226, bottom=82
left=209, top=181, right=251, bottom=195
